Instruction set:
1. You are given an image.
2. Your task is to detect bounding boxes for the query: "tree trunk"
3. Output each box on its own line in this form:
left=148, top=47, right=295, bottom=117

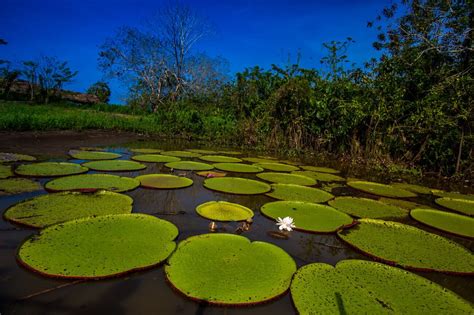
left=455, top=127, right=464, bottom=174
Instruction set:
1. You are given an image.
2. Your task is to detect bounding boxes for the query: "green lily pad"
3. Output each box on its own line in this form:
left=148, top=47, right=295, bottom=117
left=196, top=171, right=227, bottom=178
left=199, top=155, right=242, bottom=163
left=69, top=150, right=121, bottom=160
left=261, top=201, right=354, bottom=233
left=82, top=160, right=146, bottom=172
left=131, top=154, right=181, bottom=163
left=291, top=260, right=473, bottom=314
left=0, top=152, right=36, bottom=163
left=204, top=177, right=271, bottom=195
left=411, top=209, right=474, bottom=238
left=196, top=201, right=254, bottom=221
left=242, top=157, right=277, bottom=164
left=18, top=214, right=178, bottom=279
left=186, top=149, right=218, bottom=154
left=0, top=178, right=41, bottom=194
left=129, top=148, right=161, bottom=154
left=266, top=184, right=334, bottom=203
left=218, top=150, right=241, bottom=155
left=391, top=183, right=432, bottom=194
left=347, top=180, right=417, bottom=198
left=165, top=233, right=296, bottom=305
left=4, top=191, right=133, bottom=228
left=136, top=174, right=193, bottom=189
left=165, top=161, right=213, bottom=171
left=254, top=162, right=300, bottom=172
left=435, top=197, right=474, bottom=216
left=300, top=165, right=340, bottom=174
left=257, top=172, right=316, bottom=186
left=214, top=163, right=264, bottom=173
left=321, top=182, right=344, bottom=192
left=328, top=197, right=408, bottom=219
left=15, top=162, right=89, bottom=177
left=378, top=197, right=428, bottom=210
left=337, top=219, right=474, bottom=274
left=278, top=160, right=301, bottom=166
left=0, top=164, right=13, bottom=179
left=45, top=174, right=139, bottom=192
left=161, top=150, right=201, bottom=158
left=292, top=170, right=345, bottom=182
left=432, top=190, right=474, bottom=201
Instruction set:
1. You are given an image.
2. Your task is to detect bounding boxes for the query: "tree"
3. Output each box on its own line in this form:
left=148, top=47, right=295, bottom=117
left=22, top=61, right=39, bottom=101
left=87, top=81, right=111, bottom=103
left=36, top=56, right=78, bottom=104
left=0, top=38, right=20, bottom=99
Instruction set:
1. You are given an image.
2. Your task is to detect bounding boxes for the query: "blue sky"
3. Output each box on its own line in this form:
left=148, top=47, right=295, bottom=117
left=1, top=0, right=386, bottom=104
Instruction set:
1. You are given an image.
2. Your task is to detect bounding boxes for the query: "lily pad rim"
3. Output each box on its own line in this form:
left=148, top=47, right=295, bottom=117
left=409, top=208, right=474, bottom=239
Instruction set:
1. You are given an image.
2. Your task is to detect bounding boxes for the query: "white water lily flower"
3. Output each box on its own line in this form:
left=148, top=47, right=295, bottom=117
left=276, top=216, right=295, bottom=232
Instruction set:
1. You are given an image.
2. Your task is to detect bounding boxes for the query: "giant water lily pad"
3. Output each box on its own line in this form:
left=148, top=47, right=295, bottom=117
left=257, top=172, right=316, bottom=186
left=242, top=157, right=277, bottom=164
left=165, top=233, right=296, bottom=305
left=328, top=197, right=408, bottom=219
left=292, top=170, right=345, bottom=182
left=82, top=160, right=146, bottom=172
left=204, top=177, right=271, bottom=195
left=391, top=183, right=432, bottom=194
left=187, top=149, right=218, bottom=154
left=261, top=201, right=354, bottom=233
left=165, top=161, right=213, bottom=171
left=218, top=150, right=241, bottom=155
left=432, top=190, right=474, bottom=200
left=0, top=152, right=36, bottom=163
left=131, top=154, right=181, bottom=163
left=0, top=178, right=41, bottom=194
left=196, top=171, right=227, bottom=178
left=254, top=162, right=299, bottom=172
left=214, top=163, right=263, bottom=173
left=136, top=174, right=193, bottom=189
left=337, top=219, right=474, bottom=274
left=130, top=148, right=161, bottom=154
left=4, top=191, right=133, bottom=228
left=199, top=155, right=242, bottom=163
left=435, top=198, right=474, bottom=216
left=347, top=181, right=417, bottom=198
left=378, top=197, right=427, bottom=210
left=196, top=201, right=254, bottom=221
left=18, top=214, right=178, bottom=279
left=69, top=150, right=121, bottom=160
left=300, top=165, right=340, bottom=174
left=15, top=162, right=89, bottom=177
left=45, top=174, right=139, bottom=192
left=266, top=184, right=334, bottom=203
left=291, top=260, right=473, bottom=314
left=0, top=164, right=13, bottom=179
left=411, top=209, right=474, bottom=238
left=161, top=150, right=201, bottom=158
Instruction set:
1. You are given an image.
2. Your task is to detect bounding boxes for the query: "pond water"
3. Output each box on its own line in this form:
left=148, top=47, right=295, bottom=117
left=0, top=133, right=472, bottom=314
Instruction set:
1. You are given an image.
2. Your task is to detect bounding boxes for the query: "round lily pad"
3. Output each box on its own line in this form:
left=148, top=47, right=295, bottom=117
left=347, top=180, right=417, bottom=198
left=328, top=197, right=408, bottom=219
left=4, top=191, right=133, bottom=228
left=242, top=157, right=277, bottom=164
left=411, top=209, right=474, bottom=238
left=199, top=155, right=242, bottom=163
left=0, top=178, right=41, bottom=194
left=391, top=183, right=432, bottom=194
left=337, top=219, right=474, bottom=274
left=300, top=165, right=340, bottom=173
left=18, top=214, right=178, bottom=279
left=69, top=150, right=121, bottom=160
left=165, top=233, right=296, bottom=305
left=196, top=201, right=254, bottom=221
left=261, top=201, right=354, bottom=233
left=257, top=172, right=316, bottom=186
left=129, top=148, right=161, bottom=154
left=15, top=162, right=89, bottom=177
left=196, top=171, right=227, bottom=178
left=0, top=152, right=36, bottom=163
left=186, top=149, right=218, bottom=154
left=292, top=170, right=345, bottom=182
left=45, top=174, right=139, bottom=193
left=254, top=162, right=299, bottom=172
left=291, top=260, right=473, bottom=314
left=136, top=174, right=193, bottom=189
left=131, top=154, right=181, bottom=163
left=82, top=160, right=146, bottom=172
left=266, top=184, right=334, bottom=203
left=432, top=190, right=474, bottom=200
left=378, top=197, right=427, bottom=210
left=214, top=163, right=264, bottom=173
left=204, top=177, right=271, bottom=195
left=165, top=161, right=213, bottom=171
left=218, top=150, right=241, bottom=155
left=435, top=197, right=474, bottom=216
left=0, top=164, right=13, bottom=179
left=161, top=150, right=201, bottom=158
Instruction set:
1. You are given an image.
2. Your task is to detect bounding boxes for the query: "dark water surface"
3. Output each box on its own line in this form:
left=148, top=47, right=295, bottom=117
left=0, top=135, right=472, bottom=314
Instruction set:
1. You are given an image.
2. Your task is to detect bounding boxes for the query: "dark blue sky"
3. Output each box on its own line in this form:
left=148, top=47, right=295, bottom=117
left=1, top=0, right=386, bottom=104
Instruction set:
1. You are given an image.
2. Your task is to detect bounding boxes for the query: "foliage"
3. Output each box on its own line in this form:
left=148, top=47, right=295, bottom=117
left=87, top=81, right=111, bottom=103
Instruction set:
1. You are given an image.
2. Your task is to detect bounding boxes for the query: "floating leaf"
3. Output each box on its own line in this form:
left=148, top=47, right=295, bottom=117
left=337, top=219, right=474, bottom=274
left=82, top=160, right=146, bottom=172
left=68, top=150, right=121, bottom=160
left=0, top=164, right=13, bottom=179
left=347, top=180, right=417, bottom=198
left=328, top=197, right=408, bottom=219
left=165, top=161, right=213, bottom=171
left=0, top=178, right=41, bottom=194
left=161, top=150, right=201, bottom=158
left=435, top=197, right=474, bottom=216
left=432, top=190, right=474, bottom=201
left=254, top=162, right=299, bottom=172
left=199, top=155, right=242, bottom=163
left=196, top=171, right=227, bottom=178
left=131, top=154, right=181, bottom=163
left=18, top=214, right=178, bottom=279
left=378, top=197, right=427, bottom=210
left=391, top=183, right=432, bottom=194
left=4, top=191, right=133, bottom=228
left=218, top=150, right=241, bottom=155
left=204, top=177, right=271, bottom=195
left=278, top=160, right=301, bottom=166
left=136, top=174, right=193, bottom=189
left=165, top=233, right=296, bottom=305
left=292, top=170, right=345, bottom=182
left=266, top=184, right=334, bottom=203
left=257, top=172, right=316, bottom=186
left=321, top=182, right=344, bottom=192
left=411, top=209, right=474, bottom=238
left=45, top=174, right=139, bottom=192
left=300, top=165, right=340, bottom=174
left=129, top=148, right=161, bottom=154
left=0, top=152, right=36, bottom=163
left=15, top=162, right=88, bottom=177
left=186, top=149, right=218, bottom=154
left=261, top=201, right=354, bottom=233
left=291, top=260, right=473, bottom=314
left=213, top=163, right=263, bottom=173
left=196, top=201, right=254, bottom=221
left=242, top=157, right=277, bottom=164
